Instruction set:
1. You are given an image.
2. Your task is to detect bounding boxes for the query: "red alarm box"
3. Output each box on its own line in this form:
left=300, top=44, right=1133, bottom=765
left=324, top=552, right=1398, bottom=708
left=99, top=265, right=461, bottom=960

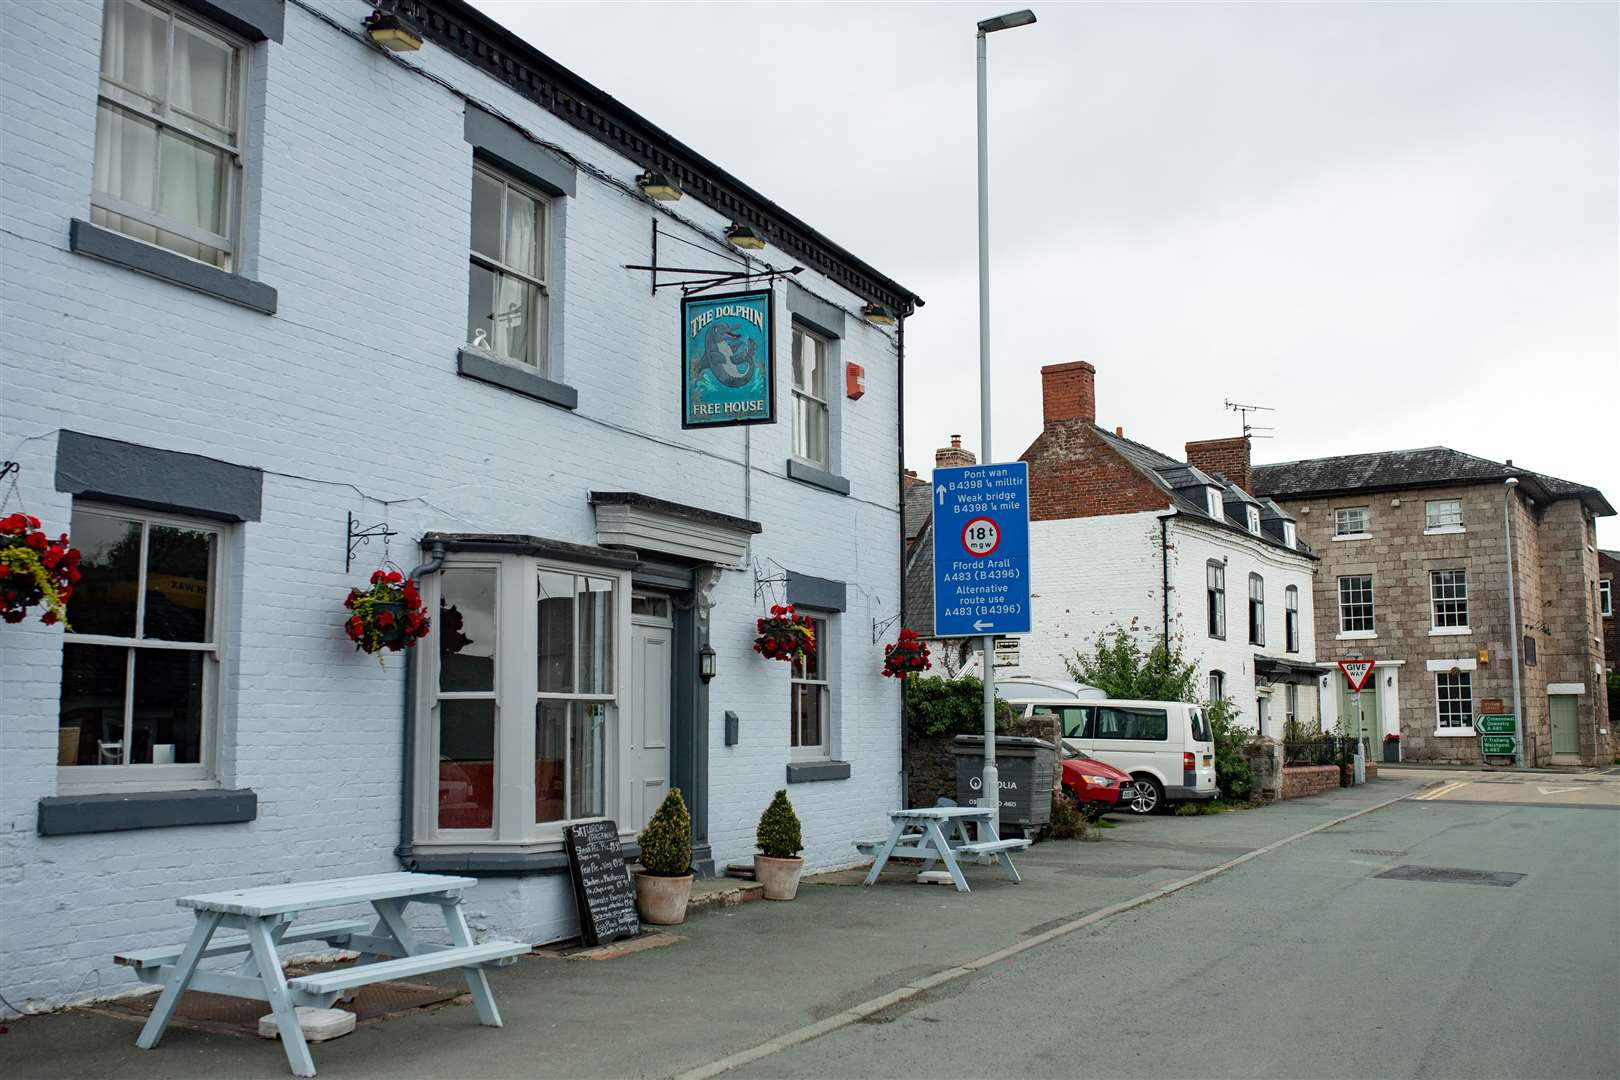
left=845, top=362, right=866, bottom=400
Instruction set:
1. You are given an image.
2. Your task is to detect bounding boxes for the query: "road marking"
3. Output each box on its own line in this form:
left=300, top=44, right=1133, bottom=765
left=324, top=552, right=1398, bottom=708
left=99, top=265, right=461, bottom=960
left=1413, top=781, right=1468, bottom=801
left=672, top=787, right=1419, bottom=1080
left=1536, top=786, right=1583, bottom=795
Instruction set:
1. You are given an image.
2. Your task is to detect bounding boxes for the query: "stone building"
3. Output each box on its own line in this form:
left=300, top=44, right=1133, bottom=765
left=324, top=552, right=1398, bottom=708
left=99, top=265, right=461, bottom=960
left=0, top=0, right=921, bottom=1011
left=1600, top=549, right=1618, bottom=673
left=1254, top=449, right=1614, bottom=766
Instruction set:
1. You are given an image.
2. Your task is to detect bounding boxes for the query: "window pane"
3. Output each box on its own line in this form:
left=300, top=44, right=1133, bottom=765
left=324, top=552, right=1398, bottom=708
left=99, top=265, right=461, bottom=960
left=439, top=568, right=496, bottom=692
left=792, top=329, right=826, bottom=398
left=66, top=512, right=143, bottom=637
left=470, top=169, right=502, bottom=260
left=571, top=702, right=606, bottom=819
left=793, top=395, right=829, bottom=466
left=535, top=700, right=567, bottom=823
left=504, top=186, right=539, bottom=277
left=791, top=683, right=822, bottom=748
left=438, top=699, right=496, bottom=829
left=59, top=644, right=129, bottom=767
left=157, top=127, right=227, bottom=237
left=94, top=103, right=160, bottom=211
left=493, top=273, right=540, bottom=367
left=537, top=571, right=575, bottom=693
left=101, top=0, right=168, bottom=100
left=577, top=577, right=614, bottom=694
left=171, top=21, right=235, bottom=134
left=130, top=648, right=204, bottom=764
left=467, top=261, right=497, bottom=352
left=142, top=524, right=213, bottom=642
left=790, top=618, right=822, bottom=679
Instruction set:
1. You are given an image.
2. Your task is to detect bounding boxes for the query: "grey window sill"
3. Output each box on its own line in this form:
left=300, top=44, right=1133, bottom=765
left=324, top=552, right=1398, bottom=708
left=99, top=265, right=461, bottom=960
left=38, top=788, right=256, bottom=836
left=69, top=219, right=277, bottom=315
left=786, top=760, right=851, bottom=784
left=457, top=348, right=578, bottom=410
left=401, top=843, right=641, bottom=876
left=786, top=459, right=850, bottom=496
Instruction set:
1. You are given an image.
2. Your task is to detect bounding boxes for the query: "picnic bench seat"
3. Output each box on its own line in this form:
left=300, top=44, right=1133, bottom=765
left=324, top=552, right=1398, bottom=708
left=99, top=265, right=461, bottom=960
left=859, top=807, right=1028, bottom=892
left=955, top=838, right=1032, bottom=856
left=286, top=940, right=527, bottom=996
left=114, top=918, right=370, bottom=970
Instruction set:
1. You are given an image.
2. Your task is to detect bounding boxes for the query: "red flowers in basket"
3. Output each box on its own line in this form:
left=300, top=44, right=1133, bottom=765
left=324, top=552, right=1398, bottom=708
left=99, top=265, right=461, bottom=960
left=0, top=513, right=81, bottom=627
left=343, top=569, right=431, bottom=663
left=1383, top=732, right=1401, bottom=743
left=754, top=604, right=815, bottom=663
left=881, top=627, right=931, bottom=679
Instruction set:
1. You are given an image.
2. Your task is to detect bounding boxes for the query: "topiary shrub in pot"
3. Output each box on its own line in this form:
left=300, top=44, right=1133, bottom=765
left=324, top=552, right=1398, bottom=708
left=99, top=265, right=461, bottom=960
left=634, top=788, right=694, bottom=925
left=753, top=789, right=804, bottom=900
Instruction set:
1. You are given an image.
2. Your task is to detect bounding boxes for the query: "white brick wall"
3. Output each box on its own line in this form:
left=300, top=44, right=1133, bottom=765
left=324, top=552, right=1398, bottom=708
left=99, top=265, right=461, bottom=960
left=0, top=0, right=902, bottom=1010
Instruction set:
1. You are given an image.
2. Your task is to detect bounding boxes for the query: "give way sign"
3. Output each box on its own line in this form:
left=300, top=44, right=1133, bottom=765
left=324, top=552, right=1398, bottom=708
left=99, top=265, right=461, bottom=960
left=1338, top=659, right=1376, bottom=692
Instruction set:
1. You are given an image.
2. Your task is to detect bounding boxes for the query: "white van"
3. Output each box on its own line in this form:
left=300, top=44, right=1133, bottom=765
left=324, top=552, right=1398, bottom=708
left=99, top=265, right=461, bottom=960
left=997, top=677, right=1216, bottom=814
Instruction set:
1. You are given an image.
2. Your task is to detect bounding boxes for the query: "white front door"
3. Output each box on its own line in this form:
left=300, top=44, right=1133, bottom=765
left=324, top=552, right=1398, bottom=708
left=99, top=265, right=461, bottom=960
left=630, top=596, right=674, bottom=830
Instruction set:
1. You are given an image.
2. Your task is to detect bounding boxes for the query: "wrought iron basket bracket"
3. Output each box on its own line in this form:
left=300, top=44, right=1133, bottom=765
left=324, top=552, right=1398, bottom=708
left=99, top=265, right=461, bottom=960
left=346, top=511, right=398, bottom=574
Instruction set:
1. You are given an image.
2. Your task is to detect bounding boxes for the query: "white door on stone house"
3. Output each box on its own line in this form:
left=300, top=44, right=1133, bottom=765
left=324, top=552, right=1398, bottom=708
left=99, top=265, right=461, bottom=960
left=630, top=594, right=674, bottom=830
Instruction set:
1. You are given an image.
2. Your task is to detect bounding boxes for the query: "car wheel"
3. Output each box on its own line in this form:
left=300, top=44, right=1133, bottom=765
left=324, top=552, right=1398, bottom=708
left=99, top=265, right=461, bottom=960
left=1125, top=776, right=1163, bottom=815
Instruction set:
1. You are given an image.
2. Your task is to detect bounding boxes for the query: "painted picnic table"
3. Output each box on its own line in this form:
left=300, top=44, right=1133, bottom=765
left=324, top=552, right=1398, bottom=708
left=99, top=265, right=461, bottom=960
left=117, top=872, right=528, bottom=1077
left=858, top=806, right=1030, bottom=892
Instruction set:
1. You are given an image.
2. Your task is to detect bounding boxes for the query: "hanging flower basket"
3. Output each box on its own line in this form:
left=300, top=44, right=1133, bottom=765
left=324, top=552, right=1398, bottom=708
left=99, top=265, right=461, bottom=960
left=753, top=604, right=815, bottom=663
left=0, top=513, right=80, bottom=627
left=344, top=570, right=430, bottom=663
left=881, top=627, right=931, bottom=679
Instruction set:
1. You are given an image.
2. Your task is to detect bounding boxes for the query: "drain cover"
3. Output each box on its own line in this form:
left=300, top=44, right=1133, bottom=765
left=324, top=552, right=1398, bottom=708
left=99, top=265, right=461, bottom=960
left=1375, top=864, right=1524, bottom=887
left=1352, top=848, right=1408, bottom=857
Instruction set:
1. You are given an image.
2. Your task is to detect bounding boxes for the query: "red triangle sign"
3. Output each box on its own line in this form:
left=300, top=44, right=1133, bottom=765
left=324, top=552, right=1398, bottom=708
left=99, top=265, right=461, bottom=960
left=1338, top=659, right=1376, bottom=692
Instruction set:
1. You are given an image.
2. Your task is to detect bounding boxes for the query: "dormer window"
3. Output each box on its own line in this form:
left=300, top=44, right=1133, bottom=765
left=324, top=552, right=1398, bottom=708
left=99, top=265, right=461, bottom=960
left=1283, top=521, right=1296, bottom=548
left=1246, top=507, right=1261, bottom=535
left=1206, top=488, right=1223, bottom=518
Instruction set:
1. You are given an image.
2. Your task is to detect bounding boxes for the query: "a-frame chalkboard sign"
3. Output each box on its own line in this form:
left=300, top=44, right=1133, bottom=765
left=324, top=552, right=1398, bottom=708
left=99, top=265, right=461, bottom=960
left=564, top=820, right=641, bottom=946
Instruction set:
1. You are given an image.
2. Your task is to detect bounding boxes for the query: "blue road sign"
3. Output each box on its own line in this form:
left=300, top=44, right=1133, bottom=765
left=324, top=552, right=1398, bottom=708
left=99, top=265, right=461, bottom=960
left=932, top=462, right=1031, bottom=637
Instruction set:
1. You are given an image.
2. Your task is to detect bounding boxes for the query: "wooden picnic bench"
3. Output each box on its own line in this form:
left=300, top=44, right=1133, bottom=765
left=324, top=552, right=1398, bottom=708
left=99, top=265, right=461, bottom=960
left=856, top=806, right=1031, bottom=892
left=118, top=872, right=528, bottom=1077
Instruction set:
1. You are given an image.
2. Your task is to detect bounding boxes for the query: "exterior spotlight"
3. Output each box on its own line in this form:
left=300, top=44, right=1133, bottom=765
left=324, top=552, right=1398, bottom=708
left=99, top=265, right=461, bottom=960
left=861, top=303, right=897, bottom=326
left=726, top=223, right=766, bottom=250
left=977, top=9, right=1037, bottom=34
left=637, top=170, right=682, bottom=201
left=365, top=1, right=424, bottom=51
left=698, top=643, right=717, bottom=683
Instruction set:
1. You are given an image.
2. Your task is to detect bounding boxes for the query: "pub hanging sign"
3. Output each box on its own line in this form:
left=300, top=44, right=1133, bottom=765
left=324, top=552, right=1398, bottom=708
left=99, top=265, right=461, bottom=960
left=681, top=289, right=775, bottom=429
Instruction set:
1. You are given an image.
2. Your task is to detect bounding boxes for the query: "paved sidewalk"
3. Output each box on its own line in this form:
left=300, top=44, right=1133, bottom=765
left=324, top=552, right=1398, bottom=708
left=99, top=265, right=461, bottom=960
left=0, top=777, right=1425, bottom=1080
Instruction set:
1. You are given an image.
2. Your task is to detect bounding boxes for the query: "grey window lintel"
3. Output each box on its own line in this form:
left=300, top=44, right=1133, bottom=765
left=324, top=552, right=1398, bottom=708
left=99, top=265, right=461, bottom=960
left=786, top=760, right=851, bottom=784
left=787, top=570, right=847, bottom=612
left=177, top=0, right=285, bottom=42
left=464, top=104, right=577, bottom=197
left=786, top=459, right=850, bottom=497
left=69, top=220, right=277, bottom=315
left=785, top=285, right=845, bottom=340
left=457, top=348, right=578, bottom=410
left=38, top=788, right=256, bottom=836
left=56, top=429, right=264, bottom=522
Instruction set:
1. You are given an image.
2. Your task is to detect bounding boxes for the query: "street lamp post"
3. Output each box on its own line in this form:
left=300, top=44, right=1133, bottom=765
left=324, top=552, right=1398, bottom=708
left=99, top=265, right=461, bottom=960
left=1503, top=477, right=1525, bottom=767
left=975, top=8, right=1036, bottom=835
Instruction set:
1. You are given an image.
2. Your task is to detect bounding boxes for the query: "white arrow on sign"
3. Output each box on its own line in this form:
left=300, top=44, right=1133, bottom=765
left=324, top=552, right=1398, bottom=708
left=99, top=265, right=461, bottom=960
left=937, top=486, right=945, bottom=506
left=973, top=619, right=994, bottom=631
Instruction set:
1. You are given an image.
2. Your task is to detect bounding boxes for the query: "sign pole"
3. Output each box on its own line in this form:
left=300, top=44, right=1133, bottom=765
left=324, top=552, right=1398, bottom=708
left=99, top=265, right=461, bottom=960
left=1354, top=691, right=1366, bottom=785
left=976, top=23, right=998, bottom=838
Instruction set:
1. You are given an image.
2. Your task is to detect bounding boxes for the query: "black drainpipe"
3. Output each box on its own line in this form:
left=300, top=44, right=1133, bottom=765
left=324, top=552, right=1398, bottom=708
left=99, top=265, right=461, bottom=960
left=398, top=539, right=447, bottom=864
left=896, top=314, right=909, bottom=806
left=1160, top=516, right=1172, bottom=655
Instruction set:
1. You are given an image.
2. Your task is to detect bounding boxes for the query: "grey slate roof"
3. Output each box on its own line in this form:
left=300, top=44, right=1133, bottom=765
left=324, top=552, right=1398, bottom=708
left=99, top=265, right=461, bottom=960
left=1252, top=447, right=1614, bottom=516
left=903, top=505, right=935, bottom=636
left=903, top=480, right=934, bottom=547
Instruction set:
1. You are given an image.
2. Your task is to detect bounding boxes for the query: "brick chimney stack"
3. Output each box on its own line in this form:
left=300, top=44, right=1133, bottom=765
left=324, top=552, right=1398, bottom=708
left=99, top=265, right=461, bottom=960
left=1040, top=362, right=1097, bottom=426
left=935, top=434, right=977, bottom=471
left=1186, top=436, right=1253, bottom=493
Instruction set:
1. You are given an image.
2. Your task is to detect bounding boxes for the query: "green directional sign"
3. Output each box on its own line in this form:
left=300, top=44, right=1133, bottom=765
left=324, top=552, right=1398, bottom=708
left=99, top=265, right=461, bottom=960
left=1480, top=734, right=1517, bottom=755
left=1476, top=714, right=1516, bottom=735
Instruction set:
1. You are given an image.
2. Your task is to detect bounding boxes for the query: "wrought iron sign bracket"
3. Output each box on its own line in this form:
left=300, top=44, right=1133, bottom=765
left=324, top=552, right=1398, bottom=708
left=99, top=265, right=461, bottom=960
left=626, top=219, right=803, bottom=297
left=346, top=511, right=397, bottom=574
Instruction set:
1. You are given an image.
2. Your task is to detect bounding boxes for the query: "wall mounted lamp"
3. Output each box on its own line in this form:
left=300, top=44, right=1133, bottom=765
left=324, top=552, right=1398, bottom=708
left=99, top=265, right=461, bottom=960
left=365, top=1, right=424, bottom=51
left=699, top=643, right=717, bottom=683
left=637, top=170, right=682, bottom=201
left=725, top=223, right=766, bottom=250
left=861, top=303, right=897, bottom=326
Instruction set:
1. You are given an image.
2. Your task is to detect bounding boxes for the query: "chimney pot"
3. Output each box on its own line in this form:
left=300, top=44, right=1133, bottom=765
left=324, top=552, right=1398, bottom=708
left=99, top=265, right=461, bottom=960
left=1040, top=361, right=1097, bottom=426
left=1115, top=426, right=1124, bottom=437
left=950, top=434, right=962, bottom=449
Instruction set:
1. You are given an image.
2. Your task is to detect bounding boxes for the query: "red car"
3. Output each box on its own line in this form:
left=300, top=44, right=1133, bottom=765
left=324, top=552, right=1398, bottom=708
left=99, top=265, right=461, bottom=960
left=1060, top=746, right=1133, bottom=819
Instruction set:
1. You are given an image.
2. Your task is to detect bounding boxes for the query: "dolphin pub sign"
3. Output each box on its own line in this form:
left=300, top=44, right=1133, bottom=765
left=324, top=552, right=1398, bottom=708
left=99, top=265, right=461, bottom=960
left=682, top=290, right=775, bottom=429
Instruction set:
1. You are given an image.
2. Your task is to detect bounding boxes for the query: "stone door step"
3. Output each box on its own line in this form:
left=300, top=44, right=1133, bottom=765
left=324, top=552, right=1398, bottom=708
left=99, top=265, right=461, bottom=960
left=691, top=873, right=764, bottom=910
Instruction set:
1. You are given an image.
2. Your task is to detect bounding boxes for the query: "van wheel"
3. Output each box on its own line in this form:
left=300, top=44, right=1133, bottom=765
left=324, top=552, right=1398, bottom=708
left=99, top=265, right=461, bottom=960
left=1125, top=776, right=1163, bottom=815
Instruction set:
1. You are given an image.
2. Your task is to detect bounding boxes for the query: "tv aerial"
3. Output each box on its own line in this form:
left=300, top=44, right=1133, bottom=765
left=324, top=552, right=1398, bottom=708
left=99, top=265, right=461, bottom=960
left=1224, top=399, right=1275, bottom=439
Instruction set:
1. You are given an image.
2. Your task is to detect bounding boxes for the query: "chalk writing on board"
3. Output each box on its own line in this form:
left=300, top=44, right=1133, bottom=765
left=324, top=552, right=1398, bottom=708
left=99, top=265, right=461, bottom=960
left=565, top=820, right=640, bottom=946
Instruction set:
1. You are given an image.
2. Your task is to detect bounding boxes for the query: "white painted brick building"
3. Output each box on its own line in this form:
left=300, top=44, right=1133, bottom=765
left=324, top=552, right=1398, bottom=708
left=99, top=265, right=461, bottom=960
left=0, top=0, right=920, bottom=1011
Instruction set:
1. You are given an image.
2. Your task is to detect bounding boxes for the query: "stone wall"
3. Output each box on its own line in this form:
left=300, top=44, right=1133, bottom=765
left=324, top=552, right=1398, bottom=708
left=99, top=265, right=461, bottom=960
left=1282, top=766, right=1340, bottom=800
left=1239, top=738, right=1283, bottom=800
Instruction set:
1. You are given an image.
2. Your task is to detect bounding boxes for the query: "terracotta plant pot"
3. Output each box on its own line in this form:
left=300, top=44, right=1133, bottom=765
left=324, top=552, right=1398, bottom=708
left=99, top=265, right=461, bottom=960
left=753, top=855, right=804, bottom=901
left=634, top=871, right=693, bottom=925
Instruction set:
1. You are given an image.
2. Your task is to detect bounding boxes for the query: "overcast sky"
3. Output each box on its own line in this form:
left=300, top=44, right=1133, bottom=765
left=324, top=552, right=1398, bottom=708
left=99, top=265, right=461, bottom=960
left=472, top=1, right=1619, bottom=544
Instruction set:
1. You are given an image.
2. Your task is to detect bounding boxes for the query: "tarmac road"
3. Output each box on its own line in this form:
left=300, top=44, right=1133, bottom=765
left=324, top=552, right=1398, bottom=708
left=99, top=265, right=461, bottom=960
left=731, top=782, right=1620, bottom=1080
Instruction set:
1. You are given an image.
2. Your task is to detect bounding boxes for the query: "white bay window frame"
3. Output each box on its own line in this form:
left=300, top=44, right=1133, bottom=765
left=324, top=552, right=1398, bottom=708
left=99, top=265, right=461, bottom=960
left=412, top=553, right=631, bottom=850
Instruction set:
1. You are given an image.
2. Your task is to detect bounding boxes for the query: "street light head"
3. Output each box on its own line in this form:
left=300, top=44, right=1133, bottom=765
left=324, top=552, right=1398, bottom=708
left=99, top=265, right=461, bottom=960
left=978, top=9, right=1037, bottom=34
